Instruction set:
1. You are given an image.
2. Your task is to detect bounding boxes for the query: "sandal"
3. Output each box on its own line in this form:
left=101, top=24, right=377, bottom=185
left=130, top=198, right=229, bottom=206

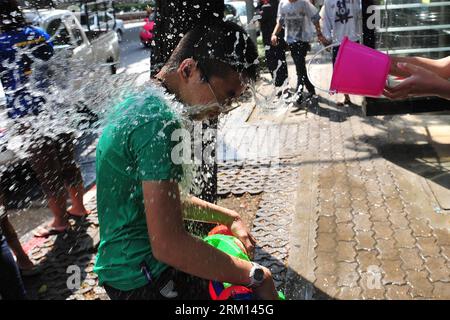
left=66, top=209, right=92, bottom=218
left=33, top=225, right=69, bottom=238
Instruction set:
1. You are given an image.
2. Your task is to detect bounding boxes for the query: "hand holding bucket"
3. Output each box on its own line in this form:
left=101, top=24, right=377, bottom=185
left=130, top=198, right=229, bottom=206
left=307, top=37, right=391, bottom=97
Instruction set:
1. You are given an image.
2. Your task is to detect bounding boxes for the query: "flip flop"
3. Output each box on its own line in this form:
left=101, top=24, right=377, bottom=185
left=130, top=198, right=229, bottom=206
left=33, top=225, right=69, bottom=238
left=66, top=209, right=92, bottom=218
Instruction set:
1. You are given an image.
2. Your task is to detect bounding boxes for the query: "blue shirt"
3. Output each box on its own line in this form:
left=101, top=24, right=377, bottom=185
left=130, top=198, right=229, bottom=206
left=0, top=26, right=53, bottom=118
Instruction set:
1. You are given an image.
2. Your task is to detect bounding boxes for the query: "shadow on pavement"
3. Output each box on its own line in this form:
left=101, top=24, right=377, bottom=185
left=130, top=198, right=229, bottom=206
left=23, top=215, right=96, bottom=300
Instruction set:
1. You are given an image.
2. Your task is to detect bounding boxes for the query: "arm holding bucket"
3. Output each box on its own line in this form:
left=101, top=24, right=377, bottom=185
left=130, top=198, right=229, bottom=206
left=182, top=195, right=256, bottom=257
left=389, top=56, right=450, bottom=80
left=384, top=61, right=450, bottom=100
left=143, top=181, right=279, bottom=299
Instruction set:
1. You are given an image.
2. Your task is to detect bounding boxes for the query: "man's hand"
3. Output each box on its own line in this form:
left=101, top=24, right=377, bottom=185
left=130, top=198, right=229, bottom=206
left=252, top=267, right=280, bottom=300
left=384, top=62, right=450, bottom=100
left=318, top=34, right=330, bottom=46
left=229, top=217, right=256, bottom=259
left=271, top=34, right=279, bottom=46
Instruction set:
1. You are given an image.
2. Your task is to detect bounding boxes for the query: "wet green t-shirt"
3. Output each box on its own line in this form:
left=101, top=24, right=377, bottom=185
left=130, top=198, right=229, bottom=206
left=94, top=92, right=183, bottom=291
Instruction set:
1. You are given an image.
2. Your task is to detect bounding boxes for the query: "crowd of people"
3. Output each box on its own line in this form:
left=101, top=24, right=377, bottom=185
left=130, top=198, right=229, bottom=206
left=0, top=0, right=449, bottom=300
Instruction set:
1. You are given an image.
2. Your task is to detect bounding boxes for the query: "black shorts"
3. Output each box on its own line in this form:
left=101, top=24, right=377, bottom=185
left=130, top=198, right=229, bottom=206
left=103, top=267, right=210, bottom=300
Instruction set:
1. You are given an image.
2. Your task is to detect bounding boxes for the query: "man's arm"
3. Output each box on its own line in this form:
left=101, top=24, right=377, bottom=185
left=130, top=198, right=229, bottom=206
left=319, top=2, right=332, bottom=44
left=183, top=195, right=256, bottom=256
left=390, top=56, right=450, bottom=79
left=271, top=1, right=284, bottom=46
left=143, top=181, right=279, bottom=299
left=306, top=1, right=327, bottom=45
left=183, top=196, right=239, bottom=226
left=384, top=62, right=450, bottom=100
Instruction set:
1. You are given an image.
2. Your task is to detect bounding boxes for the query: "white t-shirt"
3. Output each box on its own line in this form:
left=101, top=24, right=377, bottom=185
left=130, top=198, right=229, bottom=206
left=320, top=0, right=362, bottom=43
left=277, top=0, right=320, bottom=44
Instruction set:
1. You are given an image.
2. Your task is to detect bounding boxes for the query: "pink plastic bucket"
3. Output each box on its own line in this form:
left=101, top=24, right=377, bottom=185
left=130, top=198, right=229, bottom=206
left=330, top=37, right=390, bottom=97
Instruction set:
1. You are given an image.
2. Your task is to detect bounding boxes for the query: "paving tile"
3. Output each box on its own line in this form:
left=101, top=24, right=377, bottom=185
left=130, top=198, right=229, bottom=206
left=356, top=250, right=381, bottom=270
left=315, top=232, right=337, bottom=253
left=351, top=200, right=370, bottom=215
left=424, top=256, right=450, bottom=282
left=361, top=289, right=386, bottom=300
left=353, top=214, right=372, bottom=232
left=394, top=229, right=416, bottom=249
left=336, top=241, right=357, bottom=263
left=336, top=222, right=355, bottom=241
left=434, top=229, right=450, bottom=247
left=314, top=274, right=337, bottom=293
left=317, top=216, right=337, bottom=233
left=385, top=284, right=412, bottom=300
left=355, top=231, right=376, bottom=251
left=380, top=260, right=406, bottom=285
left=335, top=208, right=353, bottom=223
left=388, top=212, right=410, bottom=229
left=370, top=206, right=390, bottom=222
left=334, top=196, right=352, bottom=209
left=319, top=200, right=335, bottom=215
left=377, top=239, right=400, bottom=260
left=350, top=188, right=366, bottom=201
left=432, top=282, right=450, bottom=299
left=385, top=198, right=404, bottom=212
left=336, top=287, right=362, bottom=300
left=441, top=246, right=450, bottom=261
left=409, top=219, right=433, bottom=238
left=400, top=248, right=424, bottom=271
left=315, top=254, right=338, bottom=275
left=336, top=262, right=359, bottom=287
left=416, top=237, right=441, bottom=258
left=372, top=221, right=394, bottom=240
left=406, top=270, right=434, bottom=298
left=366, top=194, right=384, bottom=206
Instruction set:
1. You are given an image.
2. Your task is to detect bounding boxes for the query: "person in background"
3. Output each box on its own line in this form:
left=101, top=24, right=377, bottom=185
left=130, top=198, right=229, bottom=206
left=0, top=205, right=27, bottom=300
left=0, top=210, right=39, bottom=275
left=384, top=55, right=450, bottom=100
left=146, top=5, right=155, bottom=21
left=271, top=0, right=328, bottom=106
left=320, top=0, right=362, bottom=105
left=258, top=0, right=289, bottom=97
left=0, top=0, right=91, bottom=238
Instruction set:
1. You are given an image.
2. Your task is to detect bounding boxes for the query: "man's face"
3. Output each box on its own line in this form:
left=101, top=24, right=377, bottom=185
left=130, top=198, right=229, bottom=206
left=179, top=61, right=248, bottom=120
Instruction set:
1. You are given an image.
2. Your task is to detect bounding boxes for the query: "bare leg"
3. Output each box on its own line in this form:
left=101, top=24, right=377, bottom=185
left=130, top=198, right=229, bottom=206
left=67, top=184, right=91, bottom=217
left=344, top=94, right=351, bottom=105
left=0, top=217, right=34, bottom=270
left=33, top=195, right=70, bottom=237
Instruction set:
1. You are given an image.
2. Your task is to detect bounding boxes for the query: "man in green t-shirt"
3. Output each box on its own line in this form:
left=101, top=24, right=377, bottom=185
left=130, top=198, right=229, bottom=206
left=94, top=21, right=279, bottom=300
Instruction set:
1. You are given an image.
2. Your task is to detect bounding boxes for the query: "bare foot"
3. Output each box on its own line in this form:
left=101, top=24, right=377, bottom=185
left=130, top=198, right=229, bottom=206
left=67, top=207, right=92, bottom=217
left=343, top=94, right=351, bottom=105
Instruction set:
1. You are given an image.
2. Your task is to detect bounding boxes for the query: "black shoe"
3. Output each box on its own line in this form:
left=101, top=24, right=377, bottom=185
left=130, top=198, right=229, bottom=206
left=295, top=94, right=303, bottom=106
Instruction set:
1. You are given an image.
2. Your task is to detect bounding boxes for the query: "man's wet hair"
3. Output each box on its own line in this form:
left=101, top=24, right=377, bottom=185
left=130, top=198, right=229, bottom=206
left=0, top=0, right=27, bottom=32
left=166, top=21, right=259, bottom=83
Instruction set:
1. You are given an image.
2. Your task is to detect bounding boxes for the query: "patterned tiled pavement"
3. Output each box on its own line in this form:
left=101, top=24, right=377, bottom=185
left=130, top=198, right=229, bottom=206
left=269, top=100, right=450, bottom=299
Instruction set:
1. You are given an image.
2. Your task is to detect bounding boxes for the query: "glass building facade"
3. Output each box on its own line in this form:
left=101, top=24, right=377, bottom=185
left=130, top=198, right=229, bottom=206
left=373, top=0, right=450, bottom=59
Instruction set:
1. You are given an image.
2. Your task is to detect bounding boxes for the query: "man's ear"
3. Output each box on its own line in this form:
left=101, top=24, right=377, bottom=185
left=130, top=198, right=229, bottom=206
left=178, top=58, right=196, bottom=81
